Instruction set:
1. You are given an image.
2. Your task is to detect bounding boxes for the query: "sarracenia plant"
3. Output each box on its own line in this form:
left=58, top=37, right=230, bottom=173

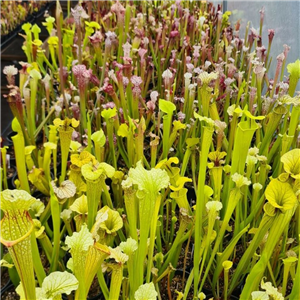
left=81, top=161, right=115, bottom=230
left=240, top=149, right=299, bottom=298
left=0, top=190, right=40, bottom=300
left=53, top=117, right=79, bottom=183
left=123, top=161, right=169, bottom=293
left=11, top=118, right=30, bottom=192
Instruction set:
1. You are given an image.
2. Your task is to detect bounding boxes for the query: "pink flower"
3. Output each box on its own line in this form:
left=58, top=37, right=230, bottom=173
left=283, top=44, right=290, bottom=59
left=131, top=75, right=143, bottom=87
left=3, top=65, right=18, bottom=85
left=150, top=91, right=158, bottom=103
left=71, top=5, right=88, bottom=25
left=162, top=69, right=173, bottom=87
left=177, top=111, right=186, bottom=121
left=102, top=102, right=116, bottom=109
left=268, top=29, right=275, bottom=44
left=147, top=100, right=155, bottom=111
left=122, top=42, right=132, bottom=58
left=256, top=46, right=267, bottom=61
left=89, top=31, right=103, bottom=45
left=105, top=31, right=117, bottom=51
left=138, top=48, right=147, bottom=64
left=193, top=45, right=201, bottom=61
left=170, top=30, right=179, bottom=38
left=72, top=64, right=92, bottom=90
left=259, top=7, right=265, bottom=23
left=131, top=76, right=143, bottom=98
left=111, top=1, right=125, bottom=24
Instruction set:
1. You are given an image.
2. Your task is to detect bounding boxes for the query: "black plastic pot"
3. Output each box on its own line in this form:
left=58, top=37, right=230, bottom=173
left=3, top=131, right=14, bottom=147
left=61, top=283, right=104, bottom=300
left=0, top=279, right=12, bottom=295
left=6, top=165, right=17, bottom=190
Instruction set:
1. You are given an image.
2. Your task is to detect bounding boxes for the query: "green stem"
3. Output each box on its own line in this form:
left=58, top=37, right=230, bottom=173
left=86, top=178, right=102, bottom=230
left=12, top=133, right=30, bottom=192
left=109, top=265, right=123, bottom=300
left=200, top=188, right=242, bottom=292
left=194, top=125, right=213, bottom=296
left=146, top=195, right=162, bottom=282
left=31, top=233, right=46, bottom=286
left=240, top=207, right=296, bottom=298
left=97, top=269, right=109, bottom=300
left=49, top=187, right=61, bottom=273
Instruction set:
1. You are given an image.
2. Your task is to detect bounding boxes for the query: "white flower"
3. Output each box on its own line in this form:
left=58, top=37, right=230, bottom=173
left=198, top=16, right=206, bottom=28
left=253, top=183, right=263, bottom=191
left=150, top=91, right=159, bottom=103
left=231, top=173, right=251, bottom=188
left=162, top=69, right=173, bottom=80
left=184, top=72, right=193, bottom=86
left=204, top=61, right=212, bottom=70
left=122, top=42, right=132, bottom=58
left=246, top=155, right=258, bottom=165
left=248, top=147, right=259, bottom=156
left=198, top=71, right=218, bottom=85
left=206, top=201, right=223, bottom=212
left=3, top=65, right=18, bottom=76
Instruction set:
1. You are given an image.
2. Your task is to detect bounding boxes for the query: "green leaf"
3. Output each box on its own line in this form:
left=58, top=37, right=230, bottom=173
left=65, top=224, right=94, bottom=253
left=29, top=69, right=42, bottom=81
left=287, top=59, right=300, bottom=80
left=41, top=271, right=79, bottom=298
left=81, top=163, right=103, bottom=181
left=31, top=24, right=41, bottom=35
left=101, top=107, right=117, bottom=120
left=265, top=179, right=297, bottom=212
left=97, top=206, right=123, bottom=234
left=231, top=173, right=251, bottom=188
left=98, top=162, right=115, bottom=178
left=134, top=282, right=158, bottom=300
left=234, top=107, right=265, bottom=120
left=128, top=161, right=169, bottom=195
left=169, top=176, right=192, bottom=191
left=0, top=259, right=14, bottom=268
left=70, top=195, right=88, bottom=215
left=11, top=117, right=22, bottom=133
left=29, top=200, right=45, bottom=217
left=251, top=291, right=269, bottom=300
left=108, top=246, right=129, bottom=264
left=194, top=111, right=215, bottom=127
left=21, top=23, right=31, bottom=32
left=172, top=120, right=186, bottom=131
left=117, top=123, right=129, bottom=137
left=159, top=99, right=176, bottom=115
left=1, top=189, right=38, bottom=212
left=280, top=149, right=300, bottom=179
left=206, top=201, right=222, bottom=212
left=119, top=237, right=138, bottom=256
left=91, top=129, right=106, bottom=147
left=222, top=260, right=233, bottom=271
left=186, top=138, right=199, bottom=148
